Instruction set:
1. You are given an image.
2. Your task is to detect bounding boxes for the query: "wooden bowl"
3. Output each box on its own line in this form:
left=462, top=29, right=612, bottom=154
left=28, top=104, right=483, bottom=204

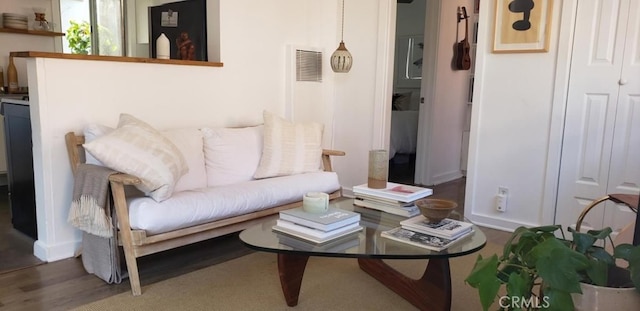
left=415, top=199, right=457, bottom=223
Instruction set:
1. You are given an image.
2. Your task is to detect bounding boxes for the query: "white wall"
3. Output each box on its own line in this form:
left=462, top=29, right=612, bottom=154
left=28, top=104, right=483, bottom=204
left=465, top=0, right=565, bottom=230
left=422, top=0, right=472, bottom=185
left=26, top=0, right=388, bottom=262
left=0, top=0, right=62, bottom=86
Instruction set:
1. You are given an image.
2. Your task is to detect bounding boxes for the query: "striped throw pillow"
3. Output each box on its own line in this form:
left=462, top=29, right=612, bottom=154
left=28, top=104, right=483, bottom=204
left=83, top=114, right=188, bottom=202
left=253, top=111, right=323, bottom=179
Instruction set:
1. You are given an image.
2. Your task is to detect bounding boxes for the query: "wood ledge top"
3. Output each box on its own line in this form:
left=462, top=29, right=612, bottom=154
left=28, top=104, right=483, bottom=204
left=10, top=51, right=223, bottom=67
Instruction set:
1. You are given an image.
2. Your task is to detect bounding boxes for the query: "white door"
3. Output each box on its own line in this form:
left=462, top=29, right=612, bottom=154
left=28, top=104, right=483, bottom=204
left=555, top=0, right=640, bottom=232
left=603, top=0, right=640, bottom=229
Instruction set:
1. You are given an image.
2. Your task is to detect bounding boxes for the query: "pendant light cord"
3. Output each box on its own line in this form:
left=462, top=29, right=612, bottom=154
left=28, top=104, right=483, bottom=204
left=340, top=0, right=345, bottom=42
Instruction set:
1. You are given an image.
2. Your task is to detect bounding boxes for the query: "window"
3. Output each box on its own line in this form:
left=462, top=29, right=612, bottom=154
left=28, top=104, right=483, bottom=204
left=60, top=0, right=124, bottom=56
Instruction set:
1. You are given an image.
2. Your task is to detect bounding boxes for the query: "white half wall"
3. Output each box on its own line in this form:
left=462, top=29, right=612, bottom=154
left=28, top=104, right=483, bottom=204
left=26, top=0, right=388, bottom=262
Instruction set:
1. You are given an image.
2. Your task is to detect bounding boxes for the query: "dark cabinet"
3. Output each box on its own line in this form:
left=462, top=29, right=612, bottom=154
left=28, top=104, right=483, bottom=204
left=1, top=100, right=36, bottom=239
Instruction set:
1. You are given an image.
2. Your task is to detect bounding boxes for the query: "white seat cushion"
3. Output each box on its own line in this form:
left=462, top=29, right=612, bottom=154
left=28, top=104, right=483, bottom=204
left=127, top=171, right=341, bottom=235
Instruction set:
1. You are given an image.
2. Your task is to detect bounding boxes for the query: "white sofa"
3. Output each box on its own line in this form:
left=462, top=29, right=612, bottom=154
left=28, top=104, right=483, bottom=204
left=65, top=112, right=344, bottom=296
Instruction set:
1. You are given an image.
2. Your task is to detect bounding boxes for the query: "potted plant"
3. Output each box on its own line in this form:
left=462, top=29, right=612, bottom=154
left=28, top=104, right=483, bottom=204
left=465, top=225, right=640, bottom=310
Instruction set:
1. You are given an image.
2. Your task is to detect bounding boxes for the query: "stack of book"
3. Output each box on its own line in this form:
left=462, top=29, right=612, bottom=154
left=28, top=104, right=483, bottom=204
left=272, top=206, right=362, bottom=244
left=352, top=182, right=433, bottom=217
left=381, top=216, right=474, bottom=251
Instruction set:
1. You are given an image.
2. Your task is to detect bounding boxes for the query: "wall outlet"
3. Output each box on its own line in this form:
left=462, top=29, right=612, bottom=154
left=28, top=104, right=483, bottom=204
left=496, top=187, right=508, bottom=212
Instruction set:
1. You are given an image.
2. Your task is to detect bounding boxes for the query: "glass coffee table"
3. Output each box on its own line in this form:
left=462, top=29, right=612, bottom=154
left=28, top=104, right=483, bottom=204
left=239, top=199, right=486, bottom=311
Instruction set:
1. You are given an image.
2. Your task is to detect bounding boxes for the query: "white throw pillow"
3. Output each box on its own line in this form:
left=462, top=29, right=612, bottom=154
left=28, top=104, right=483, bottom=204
left=83, top=123, right=114, bottom=165
left=201, top=125, right=263, bottom=187
left=162, top=128, right=207, bottom=192
left=253, top=111, right=323, bottom=179
left=83, top=114, right=188, bottom=202
left=83, top=125, right=206, bottom=192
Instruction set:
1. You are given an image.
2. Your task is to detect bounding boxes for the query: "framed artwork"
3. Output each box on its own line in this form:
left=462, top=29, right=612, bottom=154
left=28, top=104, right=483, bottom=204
left=149, top=0, right=208, bottom=61
left=395, top=34, right=424, bottom=88
left=492, top=0, right=553, bottom=53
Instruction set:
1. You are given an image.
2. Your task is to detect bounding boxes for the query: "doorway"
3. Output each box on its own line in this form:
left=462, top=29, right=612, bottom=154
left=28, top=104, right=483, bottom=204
left=388, top=0, right=426, bottom=185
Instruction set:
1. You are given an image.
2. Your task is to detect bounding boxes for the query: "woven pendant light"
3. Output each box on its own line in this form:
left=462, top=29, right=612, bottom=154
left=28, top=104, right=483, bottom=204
left=331, top=0, right=352, bottom=73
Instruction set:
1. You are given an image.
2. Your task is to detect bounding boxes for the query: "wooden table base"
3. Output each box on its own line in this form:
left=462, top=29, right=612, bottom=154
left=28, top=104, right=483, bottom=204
left=358, top=258, right=451, bottom=311
left=277, top=253, right=451, bottom=310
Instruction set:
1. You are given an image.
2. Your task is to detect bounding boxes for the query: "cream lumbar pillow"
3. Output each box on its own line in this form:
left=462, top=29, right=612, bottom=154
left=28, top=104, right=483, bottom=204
left=83, top=113, right=188, bottom=202
left=254, top=111, right=324, bottom=179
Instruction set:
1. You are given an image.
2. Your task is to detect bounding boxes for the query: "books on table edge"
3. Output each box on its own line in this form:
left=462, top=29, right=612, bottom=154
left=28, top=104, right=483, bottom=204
left=400, top=215, right=473, bottom=239
left=353, top=198, right=420, bottom=217
left=272, top=222, right=363, bottom=245
left=354, top=193, right=418, bottom=207
left=277, top=231, right=361, bottom=252
left=380, top=227, right=475, bottom=252
left=353, top=205, right=406, bottom=231
left=352, top=182, right=433, bottom=203
left=275, top=219, right=362, bottom=239
left=279, top=206, right=361, bottom=232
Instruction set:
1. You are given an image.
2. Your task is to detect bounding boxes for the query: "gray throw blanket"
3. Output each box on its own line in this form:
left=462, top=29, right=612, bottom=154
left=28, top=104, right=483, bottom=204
left=68, top=163, right=124, bottom=284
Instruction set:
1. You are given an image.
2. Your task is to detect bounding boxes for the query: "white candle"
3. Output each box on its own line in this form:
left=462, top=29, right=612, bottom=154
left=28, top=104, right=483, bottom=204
left=303, top=192, right=329, bottom=213
left=156, top=33, right=170, bottom=59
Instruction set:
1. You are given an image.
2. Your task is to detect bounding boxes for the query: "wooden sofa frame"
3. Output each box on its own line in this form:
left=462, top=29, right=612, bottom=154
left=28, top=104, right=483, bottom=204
left=65, top=132, right=345, bottom=296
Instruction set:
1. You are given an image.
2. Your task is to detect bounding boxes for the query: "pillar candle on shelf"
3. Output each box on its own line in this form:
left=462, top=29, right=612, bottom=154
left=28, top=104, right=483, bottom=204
left=156, top=33, right=170, bottom=59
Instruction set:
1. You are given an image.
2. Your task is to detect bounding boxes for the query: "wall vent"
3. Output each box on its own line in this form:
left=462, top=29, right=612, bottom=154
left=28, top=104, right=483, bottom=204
left=296, top=49, right=322, bottom=82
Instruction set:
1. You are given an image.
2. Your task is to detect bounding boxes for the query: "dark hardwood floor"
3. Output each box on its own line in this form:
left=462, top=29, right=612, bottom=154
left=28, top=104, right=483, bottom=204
left=0, top=186, right=44, bottom=275
left=0, top=179, right=512, bottom=310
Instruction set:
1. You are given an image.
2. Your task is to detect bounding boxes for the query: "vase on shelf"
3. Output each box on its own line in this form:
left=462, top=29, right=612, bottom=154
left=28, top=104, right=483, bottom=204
left=7, top=57, right=18, bottom=94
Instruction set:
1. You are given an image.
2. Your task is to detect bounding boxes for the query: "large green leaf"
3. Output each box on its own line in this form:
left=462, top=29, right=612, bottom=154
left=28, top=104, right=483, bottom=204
left=465, top=254, right=501, bottom=311
left=584, top=258, right=608, bottom=286
left=502, top=227, right=530, bottom=259
left=586, top=227, right=613, bottom=239
left=541, top=286, right=575, bottom=311
left=534, top=241, right=587, bottom=293
left=588, top=247, right=614, bottom=265
left=571, top=231, right=597, bottom=253
left=524, top=237, right=567, bottom=266
left=505, top=270, right=532, bottom=300
left=614, top=243, right=640, bottom=291
left=529, top=225, right=562, bottom=233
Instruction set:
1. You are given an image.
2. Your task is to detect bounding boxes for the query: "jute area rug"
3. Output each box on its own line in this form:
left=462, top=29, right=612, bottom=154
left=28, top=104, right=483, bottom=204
left=74, top=242, right=502, bottom=311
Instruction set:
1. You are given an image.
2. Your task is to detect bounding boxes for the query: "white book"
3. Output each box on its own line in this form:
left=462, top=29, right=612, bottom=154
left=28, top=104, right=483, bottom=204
left=279, top=207, right=360, bottom=231
left=381, top=227, right=474, bottom=252
left=400, top=216, right=473, bottom=239
left=354, top=193, right=417, bottom=207
left=277, top=233, right=361, bottom=253
left=353, top=182, right=433, bottom=203
left=353, top=198, right=419, bottom=217
left=272, top=222, right=363, bottom=244
left=275, top=219, right=361, bottom=239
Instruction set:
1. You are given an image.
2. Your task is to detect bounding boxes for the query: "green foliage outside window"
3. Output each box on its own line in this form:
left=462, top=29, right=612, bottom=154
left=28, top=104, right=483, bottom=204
left=66, top=20, right=120, bottom=56
left=66, top=20, right=91, bottom=55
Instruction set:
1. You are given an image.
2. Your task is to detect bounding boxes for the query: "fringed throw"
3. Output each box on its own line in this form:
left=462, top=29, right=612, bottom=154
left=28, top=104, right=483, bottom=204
left=68, top=163, right=124, bottom=284
left=68, top=163, right=116, bottom=237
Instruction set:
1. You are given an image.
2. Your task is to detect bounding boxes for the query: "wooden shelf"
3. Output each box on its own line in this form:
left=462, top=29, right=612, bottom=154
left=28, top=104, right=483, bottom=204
left=11, top=51, right=223, bottom=68
left=0, top=27, right=64, bottom=37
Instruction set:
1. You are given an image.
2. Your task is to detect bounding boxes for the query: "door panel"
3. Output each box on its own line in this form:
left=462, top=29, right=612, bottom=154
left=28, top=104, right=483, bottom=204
left=555, top=0, right=630, bottom=230
left=604, top=0, right=640, bottom=232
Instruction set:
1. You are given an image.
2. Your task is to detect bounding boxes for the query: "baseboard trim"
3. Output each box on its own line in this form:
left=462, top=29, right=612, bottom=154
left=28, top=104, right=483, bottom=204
left=431, top=170, right=463, bottom=186
left=466, top=213, right=542, bottom=232
left=34, top=239, right=81, bottom=262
